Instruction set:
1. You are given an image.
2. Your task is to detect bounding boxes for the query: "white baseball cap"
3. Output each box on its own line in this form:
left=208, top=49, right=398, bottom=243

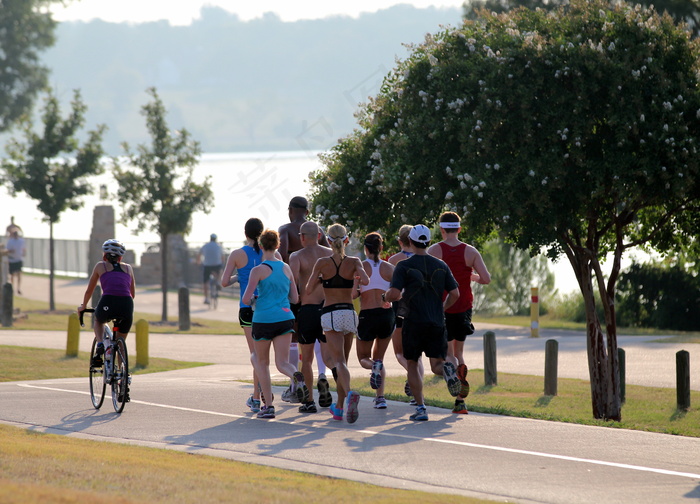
left=408, top=224, right=431, bottom=244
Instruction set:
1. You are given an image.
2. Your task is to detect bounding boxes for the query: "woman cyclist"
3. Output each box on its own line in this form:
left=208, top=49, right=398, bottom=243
left=78, top=239, right=136, bottom=371
left=306, top=223, right=369, bottom=424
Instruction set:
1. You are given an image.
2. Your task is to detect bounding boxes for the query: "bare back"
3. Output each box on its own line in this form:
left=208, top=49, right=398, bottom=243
left=290, top=244, right=332, bottom=305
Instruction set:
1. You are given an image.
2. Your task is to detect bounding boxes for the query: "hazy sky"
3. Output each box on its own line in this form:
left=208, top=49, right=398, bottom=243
left=51, top=1, right=466, bottom=25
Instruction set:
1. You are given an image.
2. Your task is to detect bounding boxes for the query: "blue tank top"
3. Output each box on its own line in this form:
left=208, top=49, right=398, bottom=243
left=239, top=245, right=263, bottom=308
left=252, top=261, right=295, bottom=324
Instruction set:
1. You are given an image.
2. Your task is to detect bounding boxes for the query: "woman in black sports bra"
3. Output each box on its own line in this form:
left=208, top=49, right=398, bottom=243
left=306, top=223, right=368, bottom=424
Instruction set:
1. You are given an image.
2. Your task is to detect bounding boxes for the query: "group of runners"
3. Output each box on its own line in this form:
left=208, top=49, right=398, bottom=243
left=222, top=196, right=491, bottom=422
left=75, top=196, right=491, bottom=422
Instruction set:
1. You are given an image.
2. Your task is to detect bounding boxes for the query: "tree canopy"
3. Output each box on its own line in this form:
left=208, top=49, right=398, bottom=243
left=309, top=0, right=700, bottom=420
left=0, top=0, right=57, bottom=132
left=1, top=89, right=105, bottom=309
left=115, top=87, right=213, bottom=321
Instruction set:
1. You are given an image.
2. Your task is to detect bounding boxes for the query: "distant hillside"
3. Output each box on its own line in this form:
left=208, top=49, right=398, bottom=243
left=38, top=5, right=463, bottom=154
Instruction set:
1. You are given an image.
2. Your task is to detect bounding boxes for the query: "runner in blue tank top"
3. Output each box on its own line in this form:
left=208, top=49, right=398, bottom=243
left=221, top=218, right=268, bottom=412
left=242, top=229, right=303, bottom=419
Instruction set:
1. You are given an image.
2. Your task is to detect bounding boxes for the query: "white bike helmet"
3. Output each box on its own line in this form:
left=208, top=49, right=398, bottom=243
left=102, top=239, right=126, bottom=256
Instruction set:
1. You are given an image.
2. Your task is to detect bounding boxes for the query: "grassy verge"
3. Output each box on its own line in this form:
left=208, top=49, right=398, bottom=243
left=474, top=314, right=700, bottom=342
left=1, top=297, right=241, bottom=335
left=0, top=424, right=492, bottom=504
left=349, top=372, right=700, bottom=438
left=0, top=345, right=209, bottom=382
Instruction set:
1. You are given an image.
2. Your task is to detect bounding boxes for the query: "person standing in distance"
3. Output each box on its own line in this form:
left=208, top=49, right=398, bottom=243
left=383, top=224, right=462, bottom=421
left=289, top=221, right=334, bottom=413
left=428, top=211, right=491, bottom=414
left=6, top=227, right=26, bottom=295
left=199, top=233, right=223, bottom=304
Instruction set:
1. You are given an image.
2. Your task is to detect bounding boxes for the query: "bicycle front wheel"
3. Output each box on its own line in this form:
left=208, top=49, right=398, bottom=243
left=111, top=338, right=129, bottom=413
left=89, top=339, right=106, bottom=409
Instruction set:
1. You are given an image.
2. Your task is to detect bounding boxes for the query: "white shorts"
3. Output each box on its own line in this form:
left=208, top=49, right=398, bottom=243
left=321, top=304, right=358, bottom=335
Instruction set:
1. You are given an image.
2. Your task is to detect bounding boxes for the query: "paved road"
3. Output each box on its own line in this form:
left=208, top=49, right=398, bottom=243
left=2, top=275, right=700, bottom=503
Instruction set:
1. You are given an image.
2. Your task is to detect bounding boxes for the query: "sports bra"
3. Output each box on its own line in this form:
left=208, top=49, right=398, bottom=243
left=360, top=259, right=391, bottom=293
left=321, top=256, right=355, bottom=289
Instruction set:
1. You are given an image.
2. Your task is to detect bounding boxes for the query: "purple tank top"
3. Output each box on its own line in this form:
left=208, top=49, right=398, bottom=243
left=100, top=264, right=132, bottom=296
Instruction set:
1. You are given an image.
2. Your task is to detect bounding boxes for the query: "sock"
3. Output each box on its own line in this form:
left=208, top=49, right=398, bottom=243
left=289, top=342, right=299, bottom=371
left=314, top=341, right=326, bottom=376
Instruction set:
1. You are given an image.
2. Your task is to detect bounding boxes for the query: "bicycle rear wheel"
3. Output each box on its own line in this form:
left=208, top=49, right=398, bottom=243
left=209, top=276, right=218, bottom=310
left=111, top=337, right=129, bottom=413
left=89, top=339, right=106, bottom=409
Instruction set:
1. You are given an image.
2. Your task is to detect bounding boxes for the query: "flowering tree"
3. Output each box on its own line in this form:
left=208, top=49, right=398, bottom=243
left=309, top=0, right=700, bottom=420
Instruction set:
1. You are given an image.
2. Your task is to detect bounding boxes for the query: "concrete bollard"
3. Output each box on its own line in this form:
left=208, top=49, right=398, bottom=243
left=530, top=287, right=539, bottom=338
left=178, top=286, right=190, bottom=331
left=66, top=313, right=80, bottom=357
left=676, top=350, right=690, bottom=411
left=618, top=348, right=626, bottom=404
left=483, top=330, right=497, bottom=386
left=544, top=339, right=558, bottom=396
left=1, top=282, right=12, bottom=327
left=136, top=319, right=149, bottom=369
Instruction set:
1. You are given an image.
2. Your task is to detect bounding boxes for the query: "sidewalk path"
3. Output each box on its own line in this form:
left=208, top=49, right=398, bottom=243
left=3, top=274, right=698, bottom=390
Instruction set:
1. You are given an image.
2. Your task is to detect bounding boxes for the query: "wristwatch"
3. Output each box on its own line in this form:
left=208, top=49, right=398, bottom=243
left=381, top=292, right=386, bottom=302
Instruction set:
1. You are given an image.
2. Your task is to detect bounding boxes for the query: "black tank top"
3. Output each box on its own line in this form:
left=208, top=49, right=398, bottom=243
left=321, top=256, right=354, bottom=289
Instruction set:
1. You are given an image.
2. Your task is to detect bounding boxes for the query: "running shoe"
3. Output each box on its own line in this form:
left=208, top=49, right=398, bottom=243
left=329, top=403, right=343, bottom=421
left=346, top=391, right=360, bottom=424
left=91, top=343, right=105, bottom=367
left=281, top=386, right=294, bottom=403
left=317, top=376, right=332, bottom=408
left=457, top=363, right=470, bottom=398
left=246, top=394, right=261, bottom=413
left=404, top=380, right=412, bottom=397
left=442, top=361, right=461, bottom=397
left=292, top=371, right=309, bottom=403
left=453, top=399, right=468, bottom=414
left=257, top=405, right=275, bottom=419
left=298, top=401, right=318, bottom=413
left=410, top=405, right=428, bottom=421
left=409, top=398, right=418, bottom=406
left=370, top=360, right=383, bottom=390
left=373, top=396, right=387, bottom=409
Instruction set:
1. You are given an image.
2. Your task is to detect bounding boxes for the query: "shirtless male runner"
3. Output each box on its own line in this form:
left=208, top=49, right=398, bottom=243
left=289, top=221, right=334, bottom=412
left=278, top=196, right=329, bottom=400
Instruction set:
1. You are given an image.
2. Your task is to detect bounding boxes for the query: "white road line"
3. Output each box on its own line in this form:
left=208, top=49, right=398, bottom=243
left=16, top=383, right=700, bottom=480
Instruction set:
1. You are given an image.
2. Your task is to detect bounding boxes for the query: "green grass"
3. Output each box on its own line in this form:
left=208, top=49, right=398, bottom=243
left=474, top=314, right=700, bottom=341
left=347, top=371, right=700, bottom=438
left=1, top=297, right=242, bottom=335
left=0, top=345, right=210, bottom=382
left=0, top=424, right=493, bottom=504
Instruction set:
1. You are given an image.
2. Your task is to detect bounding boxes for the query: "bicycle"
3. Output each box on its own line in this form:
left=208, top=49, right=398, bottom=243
left=80, top=308, right=130, bottom=413
left=208, top=272, right=219, bottom=310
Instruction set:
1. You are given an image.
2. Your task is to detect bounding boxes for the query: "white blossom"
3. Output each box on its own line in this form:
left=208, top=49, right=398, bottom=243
left=479, top=181, right=486, bottom=188
left=478, top=192, right=483, bottom=198
left=529, top=170, right=535, bottom=177
left=348, top=176, right=355, bottom=185
left=445, top=191, right=454, bottom=200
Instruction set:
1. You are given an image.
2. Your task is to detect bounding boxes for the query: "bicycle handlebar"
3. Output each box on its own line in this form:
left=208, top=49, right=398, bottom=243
left=78, top=308, right=95, bottom=327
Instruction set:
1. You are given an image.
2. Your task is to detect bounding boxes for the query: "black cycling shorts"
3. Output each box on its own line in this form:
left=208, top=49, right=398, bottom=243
left=445, top=310, right=475, bottom=342
left=238, top=307, right=253, bottom=328
left=297, top=303, right=325, bottom=345
left=402, top=321, right=447, bottom=362
left=357, top=307, right=395, bottom=342
left=252, top=319, right=295, bottom=341
left=95, top=295, right=134, bottom=334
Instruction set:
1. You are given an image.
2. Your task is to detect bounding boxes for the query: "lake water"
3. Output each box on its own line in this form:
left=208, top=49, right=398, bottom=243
left=0, top=149, right=592, bottom=293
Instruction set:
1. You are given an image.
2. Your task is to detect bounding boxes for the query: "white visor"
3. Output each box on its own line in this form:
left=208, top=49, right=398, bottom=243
left=439, top=222, right=461, bottom=229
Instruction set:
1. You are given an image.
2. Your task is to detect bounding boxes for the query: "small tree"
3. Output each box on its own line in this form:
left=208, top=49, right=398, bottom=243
left=1, top=89, right=105, bottom=310
left=115, top=88, right=213, bottom=322
left=309, top=1, right=700, bottom=420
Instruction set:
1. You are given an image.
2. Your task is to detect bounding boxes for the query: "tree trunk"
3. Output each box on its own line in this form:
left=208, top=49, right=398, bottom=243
left=49, top=221, right=55, bottom=311
left=160, top=233, right=168, bottom=322
left=570, top=250, right=621, bottom=421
